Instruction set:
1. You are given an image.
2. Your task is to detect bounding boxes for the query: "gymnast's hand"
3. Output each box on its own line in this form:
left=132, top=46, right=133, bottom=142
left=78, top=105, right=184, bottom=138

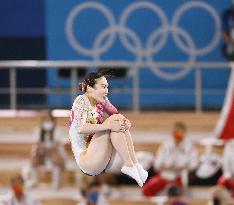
left=112, top=114, right=131, bottom=131
left=111, top=119, right=126, bottom=132
left=104, top=115, right=126, bottom=132
left=124, top=118, right=131, bottom=130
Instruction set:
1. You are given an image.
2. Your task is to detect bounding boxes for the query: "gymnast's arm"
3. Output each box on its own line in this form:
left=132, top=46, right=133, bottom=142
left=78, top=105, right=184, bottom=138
left=102, top=97, right=118, bottom=115
left=72, top=96, right=121, bottom=134
left=79, top=122, right=110, bottom=134
left=102, top=98, right=131, bottom=130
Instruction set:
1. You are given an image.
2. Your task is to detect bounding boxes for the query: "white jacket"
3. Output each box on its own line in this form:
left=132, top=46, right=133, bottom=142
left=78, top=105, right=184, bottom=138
left=154, top=139, right=198, bottom=180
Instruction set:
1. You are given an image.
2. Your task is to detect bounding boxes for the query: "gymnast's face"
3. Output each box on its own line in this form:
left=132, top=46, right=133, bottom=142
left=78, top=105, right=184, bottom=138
left=90, top=76, right=109, bottom=103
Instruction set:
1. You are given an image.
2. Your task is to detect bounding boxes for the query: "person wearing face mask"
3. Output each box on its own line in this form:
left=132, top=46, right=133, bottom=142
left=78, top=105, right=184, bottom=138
left=166, top=185, right=188, bottom=205
left=26, top=111, right=66, bottom=189
left=142, top=122, right=198, bottom=197
left=1, top=175, right=40, bottom=205
left=68, top=70, right=148, bottom=187
left=78, top=181, right=109, bottom=205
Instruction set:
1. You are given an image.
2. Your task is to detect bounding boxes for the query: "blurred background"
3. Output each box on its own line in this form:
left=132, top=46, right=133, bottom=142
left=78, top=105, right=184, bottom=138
left=0, top=0, right=234, bottom=204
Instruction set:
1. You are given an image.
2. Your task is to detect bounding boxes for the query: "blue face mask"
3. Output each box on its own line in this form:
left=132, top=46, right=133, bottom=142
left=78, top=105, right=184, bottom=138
left=88, top=192, right=99, bottom=203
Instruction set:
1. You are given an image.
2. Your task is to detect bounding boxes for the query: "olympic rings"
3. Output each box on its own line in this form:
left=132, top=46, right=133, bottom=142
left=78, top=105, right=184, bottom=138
left=66, top=2, right=116, bottom=57
left=65, top=1, right=221, bottom=80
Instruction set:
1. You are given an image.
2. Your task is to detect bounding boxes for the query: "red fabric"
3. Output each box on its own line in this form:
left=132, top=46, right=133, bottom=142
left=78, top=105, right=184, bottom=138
left=220, top=95, right=234, bottom=140
left=96, top=100, right=118, bottom=124
left=102, top=100, right=118, bottom=116
left=218, top=176, right=234, bottom=197
left=218, top=176, right=229, bottom=187
left=142, top=175, right=182, bottom=197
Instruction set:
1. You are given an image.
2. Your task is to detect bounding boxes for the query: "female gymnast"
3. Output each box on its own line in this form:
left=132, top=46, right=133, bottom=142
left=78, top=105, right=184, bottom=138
left=68, top=71, right=148, bottom=187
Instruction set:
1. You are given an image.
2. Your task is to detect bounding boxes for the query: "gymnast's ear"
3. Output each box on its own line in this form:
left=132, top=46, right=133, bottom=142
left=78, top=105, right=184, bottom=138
left=86, top=85, right=94, bottom=92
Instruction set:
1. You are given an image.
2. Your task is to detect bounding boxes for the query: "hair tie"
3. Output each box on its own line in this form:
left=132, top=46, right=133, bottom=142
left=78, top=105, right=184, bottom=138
left=81, top=82, right=86, bottom=92
left=78, top=82, right=87, bottom=92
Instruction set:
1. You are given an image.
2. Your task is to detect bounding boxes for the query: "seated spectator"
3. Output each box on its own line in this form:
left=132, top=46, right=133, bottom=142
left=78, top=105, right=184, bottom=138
left=190, top=140, right=222, bottom=186
left=142, top=122, right=198, bottom=197
left=166, top=185, right=188, bottom=205
left=25, top=110, right=67, bottom=189
left=78, top=181, right=108, bottom=205
left=218, top=139, right=234, bottom=197
left=1, top=175, right=40, bottom=205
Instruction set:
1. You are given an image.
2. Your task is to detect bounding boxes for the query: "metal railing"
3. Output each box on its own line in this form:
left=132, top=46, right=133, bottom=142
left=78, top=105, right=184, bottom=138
left=0, top=60, right=231, bottom=112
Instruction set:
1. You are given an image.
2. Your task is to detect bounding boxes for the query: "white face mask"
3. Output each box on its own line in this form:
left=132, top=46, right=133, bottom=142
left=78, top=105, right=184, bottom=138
left=42, top=121, right=54, bottom=131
